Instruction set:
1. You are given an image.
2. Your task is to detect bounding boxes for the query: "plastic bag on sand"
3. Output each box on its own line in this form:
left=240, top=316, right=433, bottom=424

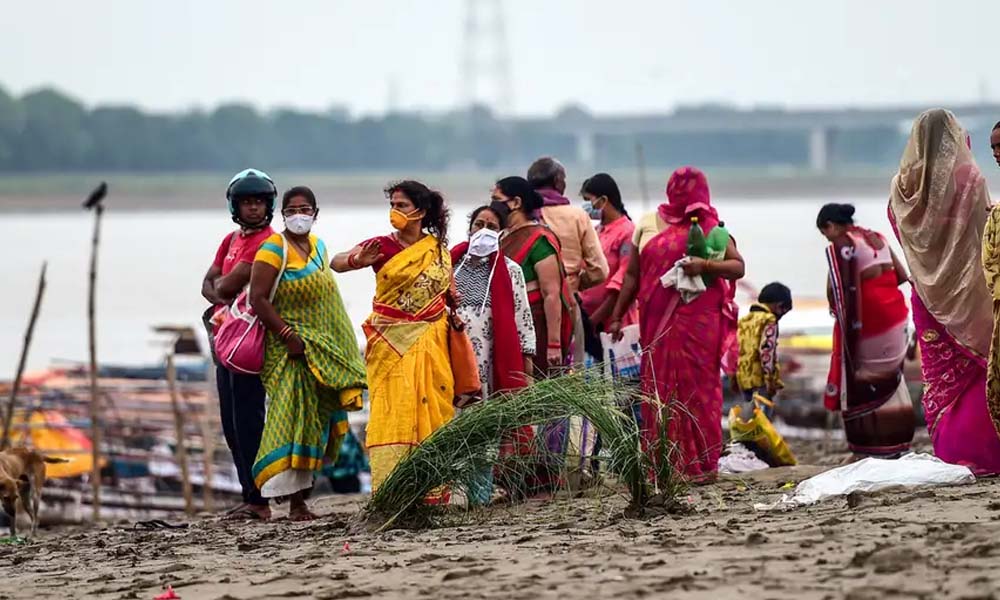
left=728, top=399, right=797, bottom=467
left=719, top=443, right=769, bottom=474
left=755, top=453, right=975, bottom=511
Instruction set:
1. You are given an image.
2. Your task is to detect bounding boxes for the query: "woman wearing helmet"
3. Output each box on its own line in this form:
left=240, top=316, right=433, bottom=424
left=200, top=168, right=277, bottom=521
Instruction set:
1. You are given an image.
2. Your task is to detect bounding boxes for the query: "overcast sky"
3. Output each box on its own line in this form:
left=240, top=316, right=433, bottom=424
left=4, top=0, right=998, bottom=117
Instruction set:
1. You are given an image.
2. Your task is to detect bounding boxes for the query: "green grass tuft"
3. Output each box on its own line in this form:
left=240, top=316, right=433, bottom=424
left=365, top=368, right=685, bottom=524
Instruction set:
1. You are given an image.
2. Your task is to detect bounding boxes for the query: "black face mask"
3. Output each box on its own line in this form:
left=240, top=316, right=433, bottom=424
left=489, top=200, right=512, bottom=220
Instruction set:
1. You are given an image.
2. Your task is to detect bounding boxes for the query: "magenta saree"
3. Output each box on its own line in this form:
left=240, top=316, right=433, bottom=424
left=889, top=109, right=1000, bottom=475
left=911, top=293, right=1000, bottom=475
left=638, top=224, right=733, bottom=480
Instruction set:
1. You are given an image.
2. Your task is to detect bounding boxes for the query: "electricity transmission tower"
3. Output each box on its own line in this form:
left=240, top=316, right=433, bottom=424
left=459, top=0, right=513, bottom=116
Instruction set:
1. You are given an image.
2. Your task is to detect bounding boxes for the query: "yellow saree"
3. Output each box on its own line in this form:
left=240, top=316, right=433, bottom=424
left=363, top=234, right=455, bottom=490
left=982, top=205, right=1000, bottom=437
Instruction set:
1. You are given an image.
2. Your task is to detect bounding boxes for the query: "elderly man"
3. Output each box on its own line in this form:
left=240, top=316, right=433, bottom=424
left=527, top=156, right=608, bottom=366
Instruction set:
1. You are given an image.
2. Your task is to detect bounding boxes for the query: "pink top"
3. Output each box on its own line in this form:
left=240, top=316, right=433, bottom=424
left=209, top=226, right=275, bottom=327
left=847, top=230, right=892, bottom=273
left=579, top=216, right=639, bottom=328
left=213, top=227, right=275, bottom=276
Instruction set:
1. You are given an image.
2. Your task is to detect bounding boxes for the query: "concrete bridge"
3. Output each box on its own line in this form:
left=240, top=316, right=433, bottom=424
left=525, top=103, right=1000, bottom=171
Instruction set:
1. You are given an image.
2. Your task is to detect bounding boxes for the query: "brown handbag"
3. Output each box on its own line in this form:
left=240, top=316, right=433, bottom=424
left=448, top=312, right=483, bottom=404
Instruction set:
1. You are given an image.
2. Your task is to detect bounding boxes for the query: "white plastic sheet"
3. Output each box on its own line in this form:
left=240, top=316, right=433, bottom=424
left=718, top=443, right=769, bottom=474
left=755, top=453, right=975, bottom=510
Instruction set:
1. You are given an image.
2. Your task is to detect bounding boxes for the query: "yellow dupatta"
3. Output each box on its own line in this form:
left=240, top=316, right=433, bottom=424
left=362, top=234, right=456, bottom=490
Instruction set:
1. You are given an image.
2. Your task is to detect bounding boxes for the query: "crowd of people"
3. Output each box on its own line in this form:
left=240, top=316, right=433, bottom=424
left=200, top=107, right=1000, bottom=520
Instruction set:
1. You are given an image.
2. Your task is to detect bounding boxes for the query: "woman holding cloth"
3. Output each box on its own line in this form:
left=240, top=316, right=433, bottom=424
left=817, top=203, right=915, bottom=457
left=608, top=167, right=744, bottom=482
left=893, top=108, right=1000, bottom=475
left=332, top=181, right=455, bottom=492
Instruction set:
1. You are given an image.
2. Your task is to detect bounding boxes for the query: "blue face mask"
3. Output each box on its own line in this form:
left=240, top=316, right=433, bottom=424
left=582, top=199, right=602, bottom=220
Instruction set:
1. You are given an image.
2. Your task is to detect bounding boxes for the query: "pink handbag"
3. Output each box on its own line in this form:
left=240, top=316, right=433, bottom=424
left=215, top=234, right=287, bottom=375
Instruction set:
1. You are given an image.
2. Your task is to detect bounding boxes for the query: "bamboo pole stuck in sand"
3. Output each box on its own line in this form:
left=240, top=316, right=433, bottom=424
left=1, top=262, right=48, bottom=449
left=199, top=413, right=215, bottom=512
left=202, top=361, right=219, bottom=512
left=166, top=353, right=194, bottom=515
left=84, top=182, right=108, bottom=522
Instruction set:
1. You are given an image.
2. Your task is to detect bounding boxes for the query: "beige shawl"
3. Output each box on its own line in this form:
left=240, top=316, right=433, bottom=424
left=889, top=108, right=993, bottom=357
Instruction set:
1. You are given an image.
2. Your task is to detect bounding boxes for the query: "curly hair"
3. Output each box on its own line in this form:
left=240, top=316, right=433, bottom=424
left=384, top=180, right=450, bottom=246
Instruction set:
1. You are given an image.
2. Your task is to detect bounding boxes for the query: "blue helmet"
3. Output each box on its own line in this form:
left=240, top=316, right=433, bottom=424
left=226, top=168, right=277, bottom=226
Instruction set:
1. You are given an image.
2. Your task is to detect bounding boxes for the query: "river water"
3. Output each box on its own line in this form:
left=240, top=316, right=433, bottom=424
left=1, top=194, right=904, bottom=372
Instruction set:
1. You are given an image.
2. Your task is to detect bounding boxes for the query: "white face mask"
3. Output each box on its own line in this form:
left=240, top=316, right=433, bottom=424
left=285, top=213, right=314, bottom=235
left=468, top=228, right=500, bottom=257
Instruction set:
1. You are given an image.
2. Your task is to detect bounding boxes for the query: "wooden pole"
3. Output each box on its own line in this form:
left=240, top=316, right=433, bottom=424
left=167, top=353, right=194, bottom=515
left=84, top=182, right=107, bottom=522
left=199, top=412, right=215, bottom=513
left=1, top=262, right=48, bottom=449
left=87, top=204, right=104, bottom=522
left=201, top=361, right=220, bottom=513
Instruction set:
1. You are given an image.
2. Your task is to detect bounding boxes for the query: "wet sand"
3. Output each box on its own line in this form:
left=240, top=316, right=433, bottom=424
left=2, top=438, right=999, bottom=599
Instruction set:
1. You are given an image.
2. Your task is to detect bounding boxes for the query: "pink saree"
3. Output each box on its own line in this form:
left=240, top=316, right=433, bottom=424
left=638, top=167, right=737, bottom=481
left=910, top=294, right=1000, bottom=475
left=889, top=108, right=1000, bottom=475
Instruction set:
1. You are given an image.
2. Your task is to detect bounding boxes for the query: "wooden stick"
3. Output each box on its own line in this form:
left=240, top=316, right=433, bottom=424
left=202, top=358, right=221, bottom=513
left=1, top=262, right=48, bottom=449
left=166, top=353, right=194, bottom=515
left=199, top=412, right=215, bottom=513
left=87, top=203, right=104, bottom=522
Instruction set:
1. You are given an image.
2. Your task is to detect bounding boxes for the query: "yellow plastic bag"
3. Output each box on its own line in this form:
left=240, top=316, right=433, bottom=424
left=728, top=394, right=797, bottom=467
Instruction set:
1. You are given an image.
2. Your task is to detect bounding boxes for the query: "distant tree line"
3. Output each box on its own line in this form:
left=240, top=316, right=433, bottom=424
left=2, top=84, right=988, bottom=173
left=0, top=85, right=575, bottom=172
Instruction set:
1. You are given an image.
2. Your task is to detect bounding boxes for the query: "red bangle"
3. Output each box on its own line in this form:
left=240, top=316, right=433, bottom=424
left=547, top=343, right=561, bottom=349
left=348, top=253, right=360, bottom=269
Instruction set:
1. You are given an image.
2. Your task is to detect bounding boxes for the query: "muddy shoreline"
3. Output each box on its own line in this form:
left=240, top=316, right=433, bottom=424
left=1, top=438, right=997, bottom=599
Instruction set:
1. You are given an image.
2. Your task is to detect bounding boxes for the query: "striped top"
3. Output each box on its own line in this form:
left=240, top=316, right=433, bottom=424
left=254, top=233, right=329, bottom=281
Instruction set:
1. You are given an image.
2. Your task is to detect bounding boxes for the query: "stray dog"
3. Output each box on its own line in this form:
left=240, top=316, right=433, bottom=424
left=0, top=448, right=67, bottom=537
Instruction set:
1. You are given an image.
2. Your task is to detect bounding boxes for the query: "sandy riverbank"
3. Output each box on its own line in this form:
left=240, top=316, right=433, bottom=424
left=2, top=437, right=998, bottom=600
left=0, top=169, right=931, bottom=213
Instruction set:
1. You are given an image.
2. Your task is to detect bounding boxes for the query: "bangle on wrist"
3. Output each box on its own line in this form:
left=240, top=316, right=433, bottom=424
left=279, top=325, right=294, bottom=341
left=547, top=342, right=562, bottom=350
left=347, top=253, right=359, bottom=269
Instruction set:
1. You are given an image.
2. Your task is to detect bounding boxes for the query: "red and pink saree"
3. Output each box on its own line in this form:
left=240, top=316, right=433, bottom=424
left=824, top=227, right=914, bottom=456
left=637, top=167, right=738, bottom=482
left=890, top=108, right=1000, bottom=475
